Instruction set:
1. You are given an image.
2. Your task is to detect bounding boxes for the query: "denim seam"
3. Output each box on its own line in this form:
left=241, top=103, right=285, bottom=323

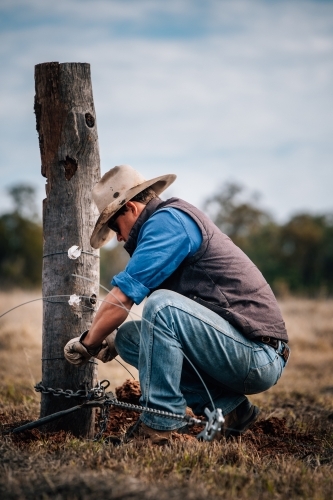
left=244, top=354, right=281, bottom=394
left=150, top=300, right=254, bottom=350
left=223, top=396, right=246, bottom=416
left=142, top=309, right=155, bottom=409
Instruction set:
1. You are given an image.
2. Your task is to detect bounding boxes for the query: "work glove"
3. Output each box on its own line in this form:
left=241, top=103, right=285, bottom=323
left=64, top=330, right=102, bottom=367
left=95, top=330, right=118, bottom=363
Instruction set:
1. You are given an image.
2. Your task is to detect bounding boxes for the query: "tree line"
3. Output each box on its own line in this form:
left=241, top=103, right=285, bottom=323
left=204, top=183, right=333, bottom=297
left=1, top=183, right=332, bottom=296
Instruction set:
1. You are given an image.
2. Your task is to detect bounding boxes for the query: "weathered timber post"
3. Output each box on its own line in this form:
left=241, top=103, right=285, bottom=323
left=34, top=62, right=101, bottom=437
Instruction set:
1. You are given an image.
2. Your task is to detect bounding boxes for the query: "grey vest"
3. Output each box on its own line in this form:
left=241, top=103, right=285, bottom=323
left=124, top=197, right=288, bottom=342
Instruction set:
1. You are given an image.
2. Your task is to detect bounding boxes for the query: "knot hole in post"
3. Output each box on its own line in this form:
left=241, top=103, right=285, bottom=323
left=61, top=156, right=78, bottom=181
left=85, top=113, right=95, bottom=128
left=90, top=294, right=97, bottom=305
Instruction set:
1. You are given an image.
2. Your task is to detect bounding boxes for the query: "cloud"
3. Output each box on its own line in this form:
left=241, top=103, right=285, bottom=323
left=0, top=0, right=332, bottom=220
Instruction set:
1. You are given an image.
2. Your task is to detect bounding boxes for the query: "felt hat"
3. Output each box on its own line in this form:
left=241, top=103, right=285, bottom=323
left=90, top=164, right=176, bottom=249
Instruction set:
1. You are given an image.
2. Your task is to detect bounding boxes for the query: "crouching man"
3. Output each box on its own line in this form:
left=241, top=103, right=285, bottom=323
left=64, top=165, right=290, bottom=444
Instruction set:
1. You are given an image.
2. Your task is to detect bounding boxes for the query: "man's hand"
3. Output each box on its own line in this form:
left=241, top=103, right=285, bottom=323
left=96, top=330, right=118, bottom=363
left=64, top=331, right=99, bottom=366
left=64, top=287, right=132, bottom=367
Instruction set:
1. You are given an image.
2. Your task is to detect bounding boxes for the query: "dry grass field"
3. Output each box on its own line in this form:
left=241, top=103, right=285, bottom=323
left=0, top=290, right=332, bottom=499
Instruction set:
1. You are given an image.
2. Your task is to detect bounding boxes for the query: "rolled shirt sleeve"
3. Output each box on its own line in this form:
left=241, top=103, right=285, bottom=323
left=111, top=208, right=202, bottom=304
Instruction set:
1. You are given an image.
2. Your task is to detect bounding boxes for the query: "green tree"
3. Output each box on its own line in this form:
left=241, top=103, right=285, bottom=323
left=203, top=182, right=333, bottom=297
left=0, top=184, right=42, bottom=288
left=7, top=183, right=38, bottom=220
left=203, top=182, right=272, bottom=251
left=277, top=213, right=333, bottom=295
left=100, top=244, right=129, bottom=291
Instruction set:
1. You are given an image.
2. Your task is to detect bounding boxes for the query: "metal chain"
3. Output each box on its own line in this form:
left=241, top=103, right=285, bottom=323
left=35, top=380, right=204, bottom=429
left=34, top=382, right=89, bottom=399
left=19, top=379, right=223, bottom=441
left=94, top=404, right=111, bottom=441
left=105, top=399, right=202, bottom=424
left=92, top=398, right=204, bottom=441
left=34, top=380, right=111, bottom=400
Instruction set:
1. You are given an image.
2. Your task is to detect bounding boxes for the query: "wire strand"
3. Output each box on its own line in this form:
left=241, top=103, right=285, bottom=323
left=43, top=251, right=99, bottom=259
left=113, top=358, right=135, bottom=380
left=0, top=290, right=217, bottom=419
left=181, top=351, right=216, bottom=411
left=72, top=273, right=110, bottom=294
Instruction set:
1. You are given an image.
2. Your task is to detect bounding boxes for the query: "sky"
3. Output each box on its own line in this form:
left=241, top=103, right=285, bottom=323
left=0, top=0, right=332, bottom=222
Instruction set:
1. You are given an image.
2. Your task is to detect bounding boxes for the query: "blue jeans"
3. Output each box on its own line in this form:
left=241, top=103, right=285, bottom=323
left=115, top=290, right=288, bottom=431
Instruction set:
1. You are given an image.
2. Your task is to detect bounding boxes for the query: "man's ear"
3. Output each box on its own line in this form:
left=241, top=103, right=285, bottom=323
left=125, top=201, right=137, bottom=214
left=126, top=200, right=146, bottom=219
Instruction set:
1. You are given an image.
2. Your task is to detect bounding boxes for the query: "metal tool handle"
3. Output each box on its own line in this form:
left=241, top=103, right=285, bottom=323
left=10, top=400, right=103, bottom=434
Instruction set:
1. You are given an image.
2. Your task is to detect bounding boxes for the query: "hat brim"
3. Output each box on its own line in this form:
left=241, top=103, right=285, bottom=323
left=90, top=173, right=176, bottom=249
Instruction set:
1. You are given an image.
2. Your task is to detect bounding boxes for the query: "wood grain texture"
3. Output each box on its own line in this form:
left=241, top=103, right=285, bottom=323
left=35, top=62, right=101, bottom=436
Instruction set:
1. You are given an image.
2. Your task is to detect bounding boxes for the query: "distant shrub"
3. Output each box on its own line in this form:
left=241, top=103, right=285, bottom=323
left=0, top=212, right=42, bottom=288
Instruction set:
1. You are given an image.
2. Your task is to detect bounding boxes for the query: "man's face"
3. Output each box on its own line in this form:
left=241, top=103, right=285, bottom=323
left=109, top=201, right=144, bottom=242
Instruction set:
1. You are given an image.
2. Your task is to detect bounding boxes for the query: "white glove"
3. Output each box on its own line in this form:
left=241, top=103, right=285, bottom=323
left=96, top=330, right=118, bottom=363
left=64, top=330, right=101, bottom=366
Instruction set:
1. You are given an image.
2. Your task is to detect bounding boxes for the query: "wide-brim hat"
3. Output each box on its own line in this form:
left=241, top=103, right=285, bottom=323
left=90, top=165, right=176, bottom=249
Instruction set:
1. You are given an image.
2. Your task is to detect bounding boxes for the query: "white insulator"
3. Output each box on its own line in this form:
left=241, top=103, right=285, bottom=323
left=68, top=245, right=82, bottom=259
left=68, top=294, right=81, bottom=306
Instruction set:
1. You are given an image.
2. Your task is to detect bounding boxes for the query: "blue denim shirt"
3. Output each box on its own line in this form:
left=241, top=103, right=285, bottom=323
left=111, top=208, right=202, bottom=304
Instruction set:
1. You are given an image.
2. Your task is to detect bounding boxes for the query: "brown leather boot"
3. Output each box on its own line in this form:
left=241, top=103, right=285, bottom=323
left=126, top=420, right=189, bottom=445
left=223, top=400, right=260, bottom=438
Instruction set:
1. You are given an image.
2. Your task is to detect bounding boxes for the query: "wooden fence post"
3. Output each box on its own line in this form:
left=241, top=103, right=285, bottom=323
left=34, top=62, right=101, bottom=437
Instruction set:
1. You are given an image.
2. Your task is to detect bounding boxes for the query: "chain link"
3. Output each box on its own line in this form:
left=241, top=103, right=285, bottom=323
left=34, top=380, right=110, bottom=400
left=34, top=382, right=88, bottom=399
left=94, top=404, right=111, bottom=441
left=106, top=399, right=201, bottom=423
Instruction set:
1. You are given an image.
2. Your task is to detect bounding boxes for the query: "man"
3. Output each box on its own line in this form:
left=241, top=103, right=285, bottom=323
left=65, top=164, right=289, bottom=444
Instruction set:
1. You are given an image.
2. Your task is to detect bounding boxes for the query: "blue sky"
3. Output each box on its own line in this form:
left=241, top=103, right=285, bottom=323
left=1, top=0, right=332, bottom=221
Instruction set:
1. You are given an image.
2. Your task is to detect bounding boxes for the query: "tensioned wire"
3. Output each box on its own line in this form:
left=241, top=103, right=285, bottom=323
left=0, top=294, right=132, bottom=376
left=0, top=278, right=216, bottom=413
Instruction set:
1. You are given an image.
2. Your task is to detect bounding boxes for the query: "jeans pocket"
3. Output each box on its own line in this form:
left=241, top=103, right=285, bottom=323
left=244, top=354, right=283, bottom=394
